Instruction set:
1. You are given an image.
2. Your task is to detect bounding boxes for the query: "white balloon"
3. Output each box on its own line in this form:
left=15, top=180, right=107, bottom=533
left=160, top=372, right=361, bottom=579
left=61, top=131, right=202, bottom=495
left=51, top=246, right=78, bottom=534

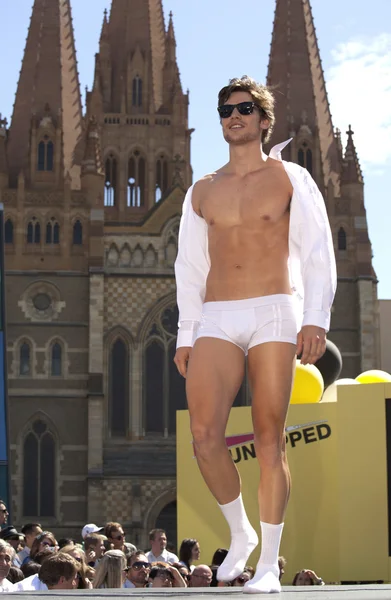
left=336, top=378, right=360, bottom=386
left=321, top=383, right=337, bottom=402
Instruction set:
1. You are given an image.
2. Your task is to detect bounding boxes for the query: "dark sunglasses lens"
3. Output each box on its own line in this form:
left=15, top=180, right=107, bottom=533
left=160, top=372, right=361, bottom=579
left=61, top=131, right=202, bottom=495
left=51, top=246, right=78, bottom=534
left=218, top=105, right=234, bottom=119
left=237, top=102, right=254, bottom=115
left=133, top=561, right=150, bottom=570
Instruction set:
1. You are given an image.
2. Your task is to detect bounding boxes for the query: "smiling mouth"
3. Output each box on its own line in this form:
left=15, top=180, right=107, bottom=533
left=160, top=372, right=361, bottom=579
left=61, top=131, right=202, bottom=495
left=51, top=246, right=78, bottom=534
left=230, top=124, right=244, bottom=129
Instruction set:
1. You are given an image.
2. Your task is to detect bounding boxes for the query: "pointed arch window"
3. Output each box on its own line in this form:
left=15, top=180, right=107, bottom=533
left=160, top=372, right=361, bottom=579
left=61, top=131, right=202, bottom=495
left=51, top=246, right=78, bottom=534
left=37, top=136, right=54, bottom=172
left=338, top=227, right=347, bottom=251
left=128, top=151, right=146, bottom=207
left=20, top=342, right=31, bottom=376
left=132, top=76, right=143, bottom=107
left=72, top=220, right=83, bottom=245
left=144, top=305, right=187, bottom=436
left=104, top=154, right=117, bottom=207
left=298, top=143, right=313, bottom=175
left=109, top=338, right=129, bottom=437
left=155, top=156, right=169, bottom=202
left=27, top=217, right=40, bottom=244
left=51, top=343, right=62, bottom=376
left=46, top=217, right=60, bottom=244
left=5, top=219, right=13, bottom=244
left=23, top=419, right=55, bottom=517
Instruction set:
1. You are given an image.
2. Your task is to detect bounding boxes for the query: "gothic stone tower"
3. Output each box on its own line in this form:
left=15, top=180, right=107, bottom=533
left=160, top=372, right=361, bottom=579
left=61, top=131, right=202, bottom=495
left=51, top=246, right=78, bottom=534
left=2, top=0, right=191, bottom=545
left=84, top=0, right=192, bottom=546
left=267, top=0, right=380, bottom=377
left=1, top=0, right=102, bottom=534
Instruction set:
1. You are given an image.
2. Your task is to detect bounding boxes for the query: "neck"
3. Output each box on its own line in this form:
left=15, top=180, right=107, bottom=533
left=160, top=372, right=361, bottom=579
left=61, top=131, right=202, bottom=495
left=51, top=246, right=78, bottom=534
left=227, top=140, right=268, bottom=176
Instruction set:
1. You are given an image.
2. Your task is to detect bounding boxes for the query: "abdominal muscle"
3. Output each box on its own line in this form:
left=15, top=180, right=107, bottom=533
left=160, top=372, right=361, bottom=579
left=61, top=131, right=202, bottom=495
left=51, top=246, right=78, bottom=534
left=204, top=222, right=291, bottom=302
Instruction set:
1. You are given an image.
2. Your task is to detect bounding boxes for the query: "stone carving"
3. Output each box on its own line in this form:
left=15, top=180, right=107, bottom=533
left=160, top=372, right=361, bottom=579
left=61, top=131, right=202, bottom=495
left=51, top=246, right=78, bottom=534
left=18, top=282, right=65, bottom=322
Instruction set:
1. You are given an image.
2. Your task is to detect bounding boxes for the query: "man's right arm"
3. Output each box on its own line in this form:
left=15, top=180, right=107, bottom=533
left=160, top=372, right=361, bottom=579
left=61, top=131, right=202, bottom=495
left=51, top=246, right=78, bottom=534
left=174, top=183, right=210, bottom=349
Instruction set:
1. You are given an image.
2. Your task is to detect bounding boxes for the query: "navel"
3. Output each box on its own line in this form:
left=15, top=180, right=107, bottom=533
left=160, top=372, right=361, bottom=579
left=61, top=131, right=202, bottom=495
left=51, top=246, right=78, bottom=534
left=209, top=218, right=215, bottom=226
left=262, top=214, right=271, bottom=221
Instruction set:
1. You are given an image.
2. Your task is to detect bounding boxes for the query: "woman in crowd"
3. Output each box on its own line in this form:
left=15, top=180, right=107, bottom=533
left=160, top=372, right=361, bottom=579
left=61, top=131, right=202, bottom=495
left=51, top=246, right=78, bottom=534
left=29, top=532, right=57, bottom=562
left=178, top=538, right=200, bottom=572
left=60, top=545, right=93, bottom=589
left=173, top=562, right=191, bottom=585
left=92, top=550, right=127, bottom=589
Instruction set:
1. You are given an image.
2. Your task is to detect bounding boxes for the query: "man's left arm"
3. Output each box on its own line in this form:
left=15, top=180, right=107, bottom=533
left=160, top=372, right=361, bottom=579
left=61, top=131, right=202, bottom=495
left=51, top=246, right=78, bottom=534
left=297, top=170, right=337, bottom=365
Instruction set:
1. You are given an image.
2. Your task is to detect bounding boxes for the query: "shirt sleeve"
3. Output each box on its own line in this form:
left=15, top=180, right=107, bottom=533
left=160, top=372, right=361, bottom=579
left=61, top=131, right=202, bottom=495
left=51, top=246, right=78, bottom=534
left=174, top=184, right=210, bottom=348
left=299, top=170, right=337, bottom=332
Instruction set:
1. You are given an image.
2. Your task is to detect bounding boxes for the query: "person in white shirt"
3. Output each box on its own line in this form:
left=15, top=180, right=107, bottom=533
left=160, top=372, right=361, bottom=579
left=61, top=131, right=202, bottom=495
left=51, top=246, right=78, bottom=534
left=0, top=540, right=14, bottom=593
left=145, top=529, right=178, bottom=564
left=174, top=76, right=336, bottom=595
left=17, top=523, right=42, bottom=566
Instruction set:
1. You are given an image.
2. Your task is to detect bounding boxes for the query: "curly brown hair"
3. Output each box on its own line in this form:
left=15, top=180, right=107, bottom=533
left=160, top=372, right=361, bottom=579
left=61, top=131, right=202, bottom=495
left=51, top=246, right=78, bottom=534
left=218, top=76, right=275, bottom=144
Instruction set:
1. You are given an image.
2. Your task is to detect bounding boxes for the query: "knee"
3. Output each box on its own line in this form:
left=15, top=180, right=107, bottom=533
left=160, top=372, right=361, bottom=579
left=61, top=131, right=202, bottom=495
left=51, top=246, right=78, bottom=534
left=254, top=428, right=287, bottom=467
left=191, top=423, right=225, bottom=458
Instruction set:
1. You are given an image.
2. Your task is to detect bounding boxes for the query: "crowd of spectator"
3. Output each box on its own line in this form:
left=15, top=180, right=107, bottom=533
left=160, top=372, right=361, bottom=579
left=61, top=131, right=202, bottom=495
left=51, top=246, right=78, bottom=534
left=0, top=497, right=324, bottom=592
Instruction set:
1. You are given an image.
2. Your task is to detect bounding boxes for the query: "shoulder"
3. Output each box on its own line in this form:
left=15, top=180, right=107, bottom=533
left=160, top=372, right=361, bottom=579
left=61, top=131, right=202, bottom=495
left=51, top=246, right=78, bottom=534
left=191, top=174, right=215, bottom=216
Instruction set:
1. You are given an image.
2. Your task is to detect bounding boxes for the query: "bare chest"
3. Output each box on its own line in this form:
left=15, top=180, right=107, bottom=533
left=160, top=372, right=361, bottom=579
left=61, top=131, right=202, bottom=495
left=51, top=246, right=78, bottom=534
left=200, top=175, right=291, bottom=228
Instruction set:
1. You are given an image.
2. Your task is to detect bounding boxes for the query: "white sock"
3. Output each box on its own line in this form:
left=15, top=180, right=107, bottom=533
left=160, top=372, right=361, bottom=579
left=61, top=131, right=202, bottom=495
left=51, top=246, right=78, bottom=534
left=216, top=494, right=258, bottom=582
left=244, top=522, right=283, bottom=594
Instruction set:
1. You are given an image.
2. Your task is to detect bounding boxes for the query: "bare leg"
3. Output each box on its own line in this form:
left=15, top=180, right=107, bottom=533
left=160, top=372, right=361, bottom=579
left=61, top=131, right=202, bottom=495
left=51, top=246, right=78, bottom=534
left=186, top=337, right=245, bottom=504
left=244, top=342, right=296, bottom=594
left=186, top=337, right=258, bottom=581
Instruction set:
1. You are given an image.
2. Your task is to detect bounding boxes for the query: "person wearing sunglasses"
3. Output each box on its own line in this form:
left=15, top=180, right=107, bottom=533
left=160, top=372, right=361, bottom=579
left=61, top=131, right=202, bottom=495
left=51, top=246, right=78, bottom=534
left=124, top=551, right=150, bottom=589
left=174, top=75, right=336, bottom=595
left=0, top=501, right=8, bottom=529
left=29, top=531, right=58, bottom=562
left=103, top=522, right=135, bottom=556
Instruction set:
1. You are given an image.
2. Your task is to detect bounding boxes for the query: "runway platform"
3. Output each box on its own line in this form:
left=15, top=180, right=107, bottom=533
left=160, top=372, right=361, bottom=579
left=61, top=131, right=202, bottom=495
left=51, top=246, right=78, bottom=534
left=5, top=585, right=391, bottom=599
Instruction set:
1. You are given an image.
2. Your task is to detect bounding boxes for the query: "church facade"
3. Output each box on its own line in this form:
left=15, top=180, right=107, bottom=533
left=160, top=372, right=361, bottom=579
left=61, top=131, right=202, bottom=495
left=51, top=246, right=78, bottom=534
left=0, top=0, right=379, bottom=546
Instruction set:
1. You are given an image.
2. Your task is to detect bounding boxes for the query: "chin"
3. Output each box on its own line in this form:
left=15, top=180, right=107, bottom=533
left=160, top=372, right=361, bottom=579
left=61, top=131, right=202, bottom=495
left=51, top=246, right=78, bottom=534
left=224, top=130, right=259, bottom=145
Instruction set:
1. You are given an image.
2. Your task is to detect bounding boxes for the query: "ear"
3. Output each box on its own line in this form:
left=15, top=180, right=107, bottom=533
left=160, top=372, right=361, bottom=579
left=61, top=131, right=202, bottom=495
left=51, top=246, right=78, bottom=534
left=260, top=117, right=270, bottom=131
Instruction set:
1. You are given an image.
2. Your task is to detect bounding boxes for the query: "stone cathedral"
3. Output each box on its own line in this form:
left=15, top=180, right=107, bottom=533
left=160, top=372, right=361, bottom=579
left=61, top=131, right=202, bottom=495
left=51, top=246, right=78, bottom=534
left=0, top=0, right=379, bottom=545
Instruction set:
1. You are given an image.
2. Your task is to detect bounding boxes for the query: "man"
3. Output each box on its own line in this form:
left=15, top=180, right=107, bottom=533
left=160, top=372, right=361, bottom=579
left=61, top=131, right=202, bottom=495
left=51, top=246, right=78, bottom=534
left=124, top=551, right=150, bottom=589
left=0, top=540, right=14, bottom=592
left=18, top=523, right=42, bottom=565
left=81, top=522, right=104, bottom=540
left=38, top=553, right=79, bottom=590
left=84, top=532, right=105, bottom=568
left=146, top=528, right=178, bottom=564
left=0, top=501, right=8, bottom=529
left=174, top=76, right=336, bottom=594
left=104, top=521, right=136, bottom=555
left=189, top=565, right=213, bottom=588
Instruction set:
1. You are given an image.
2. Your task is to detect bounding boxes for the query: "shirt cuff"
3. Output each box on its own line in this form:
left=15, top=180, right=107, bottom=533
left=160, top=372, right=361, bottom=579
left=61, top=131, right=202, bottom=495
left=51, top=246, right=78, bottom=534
left=302, top=309, right=330, bottom=332
left=176, top=321, right=200, bottom=348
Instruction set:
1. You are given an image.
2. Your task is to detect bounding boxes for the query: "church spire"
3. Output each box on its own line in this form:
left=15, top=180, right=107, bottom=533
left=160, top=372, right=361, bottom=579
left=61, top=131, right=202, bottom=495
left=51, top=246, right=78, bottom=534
left=0, top=116, right=8, bottom=176
left=7, top=0, right=83, bottom=187
left=267, top=0, right=340, bottom=195
left=342, top=125, right=363, bottom=184
left=106, top=0, right=166, bottom=112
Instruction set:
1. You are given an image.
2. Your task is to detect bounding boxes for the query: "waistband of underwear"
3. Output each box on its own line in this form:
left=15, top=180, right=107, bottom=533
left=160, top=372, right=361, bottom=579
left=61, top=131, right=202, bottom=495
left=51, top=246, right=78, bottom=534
left=203, top=293, right=294, bottom=312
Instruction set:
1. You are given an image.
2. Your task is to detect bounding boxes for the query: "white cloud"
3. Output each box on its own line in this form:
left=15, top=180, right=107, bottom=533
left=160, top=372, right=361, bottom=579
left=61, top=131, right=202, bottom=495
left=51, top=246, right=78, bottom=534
left=326, top=34, right=391, bottom=171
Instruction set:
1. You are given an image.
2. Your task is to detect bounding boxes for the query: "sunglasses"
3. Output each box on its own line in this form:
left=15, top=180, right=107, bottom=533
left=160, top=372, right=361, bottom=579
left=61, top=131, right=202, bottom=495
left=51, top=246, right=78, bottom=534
left=112, top=534, right=124, bottom=540
left=132, top=561, right=151, bottom=571
left=0, top=509, right=8, bottom=513
left=217, top=101, right=259, bottom=119
left=41, top=541, right=55, bottom=548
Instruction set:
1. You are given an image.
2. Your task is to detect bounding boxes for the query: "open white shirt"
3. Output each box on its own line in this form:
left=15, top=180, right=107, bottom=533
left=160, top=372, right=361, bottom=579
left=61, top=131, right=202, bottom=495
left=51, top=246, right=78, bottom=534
left=146, top=549, right=179, bottom=564
left=175, top=139, right=337, bottom=348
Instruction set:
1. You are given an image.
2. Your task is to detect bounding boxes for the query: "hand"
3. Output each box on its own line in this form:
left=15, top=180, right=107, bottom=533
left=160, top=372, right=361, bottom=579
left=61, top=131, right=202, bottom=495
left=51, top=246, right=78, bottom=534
left=297, top=326, right=326, bottom=365
left=174, top=347, right=192, bottom=378
left=167, top=566, right=186, bottom=588
left=86, top=550, right=96, bottom=563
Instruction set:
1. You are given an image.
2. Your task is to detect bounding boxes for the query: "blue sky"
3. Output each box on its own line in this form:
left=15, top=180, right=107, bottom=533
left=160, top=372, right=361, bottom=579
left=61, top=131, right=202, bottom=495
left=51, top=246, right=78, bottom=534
left=1, top=0, right=390, bottom=299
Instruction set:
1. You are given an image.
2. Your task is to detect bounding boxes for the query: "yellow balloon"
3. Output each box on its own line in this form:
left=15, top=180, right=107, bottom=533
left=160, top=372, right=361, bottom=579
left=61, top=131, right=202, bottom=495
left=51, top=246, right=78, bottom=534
left=356, top=370, right=391, bottom=384
left=290, top=361, right=324, bottom=404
